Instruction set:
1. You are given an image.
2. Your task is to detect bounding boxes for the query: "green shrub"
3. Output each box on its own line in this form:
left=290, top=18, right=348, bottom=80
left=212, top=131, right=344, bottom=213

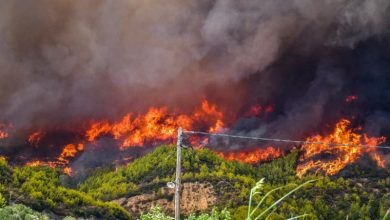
left=141, top=206, right=231, bottom=220
left=0, top=204, right=49, bottom=220
left=140, top=206, right=173, bottom=220
left=0, top=193, right=6, bottom=208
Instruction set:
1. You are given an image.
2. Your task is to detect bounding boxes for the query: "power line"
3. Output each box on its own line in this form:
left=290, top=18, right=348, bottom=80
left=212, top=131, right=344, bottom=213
left=184, top=130, right=390, bottom=150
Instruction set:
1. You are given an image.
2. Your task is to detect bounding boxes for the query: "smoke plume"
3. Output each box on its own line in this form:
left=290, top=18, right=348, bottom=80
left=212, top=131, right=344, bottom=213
left=0, top=0, right=390, bottom=156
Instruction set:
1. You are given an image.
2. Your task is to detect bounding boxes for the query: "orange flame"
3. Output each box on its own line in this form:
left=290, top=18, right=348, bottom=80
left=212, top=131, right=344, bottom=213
left=21, top=100, right=225, bottom=175
left=63, top=167, right=72, bottom=176
left=85, top=100, right=224, bottom=149
left=0, top=123, right=10, bottom=139
left=216, top=146, right=283, bottom=164
left=25, top=160, right=58, bottom=169
left=28, top=131, right=45, bottom=146
left=59, top=143, right=84, bottom=160
left=372, top=153, right=385, bottom=168
left=296, top=119, right=386, bottom=177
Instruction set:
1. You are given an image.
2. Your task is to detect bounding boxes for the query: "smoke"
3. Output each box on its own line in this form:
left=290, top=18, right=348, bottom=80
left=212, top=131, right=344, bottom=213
left=0, top=0, right=389, bottom=148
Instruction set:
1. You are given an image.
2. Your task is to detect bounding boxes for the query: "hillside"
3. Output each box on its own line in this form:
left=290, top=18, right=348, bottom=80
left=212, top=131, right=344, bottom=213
left=0, top=146, right=389, bottom=219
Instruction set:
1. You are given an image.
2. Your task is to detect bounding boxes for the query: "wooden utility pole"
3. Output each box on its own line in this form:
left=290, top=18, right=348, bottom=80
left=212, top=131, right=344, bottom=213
left=175, top=127, right=183, bottom=220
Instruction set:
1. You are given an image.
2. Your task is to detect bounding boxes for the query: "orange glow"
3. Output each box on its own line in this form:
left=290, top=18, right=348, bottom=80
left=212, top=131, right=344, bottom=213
left=21, top=100, right=226, bottom=175
left=0, top=131, right=8, bottom=139
left=25, top=159, right=72, bottom=175
left=85, top=100, right=224, bottom=149
left=372, top=153, right=385, bottom=168
left=216, top=146, right=283, bottom=164
left=25, top=160, right=58, bottom=169
left=28, top=131, right=45, bottom=146
left=0, top=123, right=10, bottom=139
left=296, top=119, right=386, bottom=177
left=63, top=167, right=72, bottom=176
left=59, top=143, right=84, bottom=159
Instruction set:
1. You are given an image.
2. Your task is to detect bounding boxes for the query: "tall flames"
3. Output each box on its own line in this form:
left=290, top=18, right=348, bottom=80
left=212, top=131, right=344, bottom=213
left=85, top=100, right=225, bottom=149
left=20, top=100, right=227, bottom=175
left=0, top=100, right=388, bottom=177
left=296, top=119, right=386, bottom=177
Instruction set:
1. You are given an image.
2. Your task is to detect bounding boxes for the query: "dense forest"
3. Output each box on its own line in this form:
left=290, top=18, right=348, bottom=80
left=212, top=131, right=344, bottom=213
left=0, top=146, right=389, bottom=219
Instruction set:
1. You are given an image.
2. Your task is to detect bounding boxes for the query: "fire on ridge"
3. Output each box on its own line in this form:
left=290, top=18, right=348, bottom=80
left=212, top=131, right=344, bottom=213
left=0, top=100, right=387, bottom=177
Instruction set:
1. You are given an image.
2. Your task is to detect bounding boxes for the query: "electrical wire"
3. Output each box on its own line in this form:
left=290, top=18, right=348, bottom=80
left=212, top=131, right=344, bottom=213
left=183, top=130, right=390, bottom=149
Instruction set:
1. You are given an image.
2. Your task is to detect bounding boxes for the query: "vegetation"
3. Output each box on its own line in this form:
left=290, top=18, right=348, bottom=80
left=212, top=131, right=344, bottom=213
left=79, top=146, right=389, bottom=220
left=0, top=192, right=6, bottom=208
left=0, top=146, right=388, bottom=219
left=0, top=158, right=131, bottom=219
left=0, top=204, right=49, bottom=220
left=140, top=206, right=231, bottom=220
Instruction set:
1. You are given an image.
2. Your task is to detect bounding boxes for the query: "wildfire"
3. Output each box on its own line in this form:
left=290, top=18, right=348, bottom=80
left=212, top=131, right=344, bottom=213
left=296, top=119, right=386, bottom=177
left=372, top=153, right=385, bottom=168
left=25, top=159, right=73, bottom=175
left=26, top=160, right=58, bottom=168
left=245, top=104, right=274, bottom=118
left=19, top=100, right=226, bottom=174
left=216, top=146, right=283, bottom=164
left=28, top=131, right=45, bottom=146
left=85, top=100, right=224, bottom=149
left=8, top=100, right=388, bottom=178
left=0, top=123, right=10, bottom=139
left=59, top=143, right=84, bottom=159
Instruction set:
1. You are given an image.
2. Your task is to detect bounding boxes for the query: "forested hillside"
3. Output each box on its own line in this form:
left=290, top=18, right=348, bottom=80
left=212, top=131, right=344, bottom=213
left=0, top=146, right=389, bottom=219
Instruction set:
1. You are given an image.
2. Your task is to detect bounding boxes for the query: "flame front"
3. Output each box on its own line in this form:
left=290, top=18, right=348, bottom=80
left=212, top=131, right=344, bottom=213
left=296, top=119, right=386, bottom=177
left=85, top=100, right=224, bottom=149
left=21, top=100, right=226, bottom=174
left=4, top=101, right=386, bottom=177
left=216, top=146, right=283, bottom=164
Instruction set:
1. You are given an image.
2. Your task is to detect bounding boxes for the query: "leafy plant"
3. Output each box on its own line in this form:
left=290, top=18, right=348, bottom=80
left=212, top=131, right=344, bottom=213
left=141, top=206, right=231, bottom=220
left=247, top=178, right=316, bottom=220
left=186, top=207, right=231, bottom=220
left=0, top=204, right=49, bottom=220
left=140, top=206, right=173, bottom=220
left=0, top=193, right=6, bottom=208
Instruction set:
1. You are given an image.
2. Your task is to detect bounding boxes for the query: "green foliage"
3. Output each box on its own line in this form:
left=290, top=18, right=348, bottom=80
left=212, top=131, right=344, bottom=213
left=8, top=166, right=131, bottom=219
left=0, top=193, right=6, bottom=208
left=140, top=206, right=231, bottom=220
left=186, top=208, right=231, bottom=220
left=246, top=178, right=315, bottom=220
left=0, top=204, right=49, bottom=220
left=0, top=157, right=11, bottom=185
left=256, top=150, right=298, bottom=185
left=78, top=145, right=389, bottom=220
left=0, top=145, right=388, bottom=220
left=79, top=145, right=257, bottom=201
left=140, top=206, right=173, bottom=220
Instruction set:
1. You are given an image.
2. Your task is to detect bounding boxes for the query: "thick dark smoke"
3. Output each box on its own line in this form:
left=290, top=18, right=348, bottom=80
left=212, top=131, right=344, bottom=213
left=0, top=0, right=390, bottom=164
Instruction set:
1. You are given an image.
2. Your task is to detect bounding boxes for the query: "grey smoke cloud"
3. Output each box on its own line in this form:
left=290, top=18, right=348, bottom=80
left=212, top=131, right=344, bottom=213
left=0, top=0, right=389, bottom=133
